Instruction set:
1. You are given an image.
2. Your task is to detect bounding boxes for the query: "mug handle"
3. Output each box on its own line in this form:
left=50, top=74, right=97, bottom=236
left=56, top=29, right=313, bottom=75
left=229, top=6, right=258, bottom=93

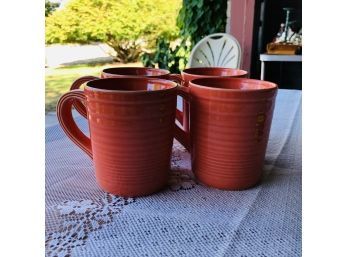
left=70, top=76, right=99, bottom=118
left=168, top=74, right=183, bottom=85
left=174, top=86, right=190, bottom=151
left=57, top=89, right=93, bottom=159
left=168, top=74, right=189, bottom=130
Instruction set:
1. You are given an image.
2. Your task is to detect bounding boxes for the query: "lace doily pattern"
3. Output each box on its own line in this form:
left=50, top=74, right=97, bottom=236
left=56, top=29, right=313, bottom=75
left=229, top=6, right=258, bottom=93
left=169, top=140, right=197, bottom=191
left=169, top=170, right=196, bottom=191
left=46, top=194, right=134, bottom=257
left=46, top=141, right=196, bottom=257
left=45, top=90, right=302, bottom=256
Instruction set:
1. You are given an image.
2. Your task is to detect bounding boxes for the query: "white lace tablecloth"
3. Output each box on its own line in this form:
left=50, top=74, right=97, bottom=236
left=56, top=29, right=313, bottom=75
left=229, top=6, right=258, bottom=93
left=45, top=89, right=302, bottom=257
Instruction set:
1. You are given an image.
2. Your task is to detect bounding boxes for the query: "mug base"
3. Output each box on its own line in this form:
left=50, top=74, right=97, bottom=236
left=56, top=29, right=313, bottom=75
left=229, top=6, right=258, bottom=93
left=97, top=181, right=168, bottom=197
left=196, top=176, right=262, bottom=191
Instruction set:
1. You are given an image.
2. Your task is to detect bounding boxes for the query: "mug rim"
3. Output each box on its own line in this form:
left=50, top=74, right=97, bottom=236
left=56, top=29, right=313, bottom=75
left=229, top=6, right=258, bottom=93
left=182, top=67, right=248, bottom=77
left=102, top=67, right=170, bottom=77
left=85, top=77, right=178, bottom=94
left=189, top=77, right=278, bottom=92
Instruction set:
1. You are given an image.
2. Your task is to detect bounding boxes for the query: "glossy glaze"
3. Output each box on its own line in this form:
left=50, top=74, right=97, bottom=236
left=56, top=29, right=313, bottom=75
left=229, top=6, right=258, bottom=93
left=57, top=78, right=189, bottom=197
left=101, top=67, right=170, bottom=78
left=176, top=78, right=278, bottom=190
left=176, top=67, right=248, bottom=132
left=181, top=67, right=248, bottom=86
left=70, top=67, right=181, bottom=118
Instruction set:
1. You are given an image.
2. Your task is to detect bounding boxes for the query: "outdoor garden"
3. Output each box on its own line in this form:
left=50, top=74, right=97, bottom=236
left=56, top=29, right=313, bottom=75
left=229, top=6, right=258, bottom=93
left=45, top=0, right=227, bottom=112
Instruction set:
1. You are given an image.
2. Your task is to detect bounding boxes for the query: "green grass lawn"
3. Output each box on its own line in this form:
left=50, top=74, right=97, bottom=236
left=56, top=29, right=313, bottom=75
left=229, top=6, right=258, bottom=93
left=45, top=62, right=143, bottom=113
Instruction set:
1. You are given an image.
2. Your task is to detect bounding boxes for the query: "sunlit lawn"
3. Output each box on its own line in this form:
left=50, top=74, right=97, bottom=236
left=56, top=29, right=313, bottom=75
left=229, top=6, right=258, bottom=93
left=45, top=62, right=143, bottom=113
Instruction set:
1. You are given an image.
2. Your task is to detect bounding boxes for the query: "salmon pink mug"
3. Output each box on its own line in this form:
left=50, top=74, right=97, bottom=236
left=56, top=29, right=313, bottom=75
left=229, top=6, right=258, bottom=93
left=171, top=67, right=248, bottom=131
left=69, top=67, right=182, bottom=117
left=57, top=78, right=189, bottom=197
left=175, top=77, right=277, bottom=190
left=177, top=67, right=248, bottom=86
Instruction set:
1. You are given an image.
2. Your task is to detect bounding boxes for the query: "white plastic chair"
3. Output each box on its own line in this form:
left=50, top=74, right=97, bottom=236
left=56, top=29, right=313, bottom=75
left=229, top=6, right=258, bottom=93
left=188, top=33, right=242, bottom=68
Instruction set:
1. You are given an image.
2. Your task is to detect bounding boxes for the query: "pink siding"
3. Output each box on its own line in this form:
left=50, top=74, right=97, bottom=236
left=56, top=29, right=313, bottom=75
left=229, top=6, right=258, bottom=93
left=229, top=0, right=255, bottom=72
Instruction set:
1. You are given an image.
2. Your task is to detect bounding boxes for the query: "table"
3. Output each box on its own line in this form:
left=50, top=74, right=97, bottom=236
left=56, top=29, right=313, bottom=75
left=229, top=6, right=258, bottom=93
left=260, top=54, right=302, bottom=80
left=46, top=89, right=302, bottom=257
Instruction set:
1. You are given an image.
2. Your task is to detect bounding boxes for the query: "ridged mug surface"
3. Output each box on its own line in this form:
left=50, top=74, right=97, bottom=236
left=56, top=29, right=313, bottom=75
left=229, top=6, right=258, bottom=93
left=177, top=67, right=248, bottom=131
left=70, top=67, right=174, bottom=115
left=86, top=80, right=176, bottom=196
left=189, top=78, right=277, bottom=190
left=70, top=67, right=183, bottom=119
left=57, top=78, right=183, bottom=197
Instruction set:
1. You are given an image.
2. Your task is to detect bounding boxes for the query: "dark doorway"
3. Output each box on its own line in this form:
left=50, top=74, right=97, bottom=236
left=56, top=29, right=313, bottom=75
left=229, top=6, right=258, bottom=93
left=250, top=0, right=302, bottom=90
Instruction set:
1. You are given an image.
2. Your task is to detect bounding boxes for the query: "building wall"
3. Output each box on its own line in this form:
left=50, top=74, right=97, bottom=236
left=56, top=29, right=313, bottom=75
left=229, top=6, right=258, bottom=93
left=228, top=0, right=255, bottom=73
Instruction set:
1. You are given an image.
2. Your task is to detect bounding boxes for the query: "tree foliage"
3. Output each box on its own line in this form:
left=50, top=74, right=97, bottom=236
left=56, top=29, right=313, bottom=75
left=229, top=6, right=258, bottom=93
left=45, top=0, right=181, bottom=62
left=45, top=0, right=59, bottom=17
left=177, top=0, right=227, bottom=46
left=142, top=0, right=227, bottom=72
left=141, top=37, right=191, bottom=73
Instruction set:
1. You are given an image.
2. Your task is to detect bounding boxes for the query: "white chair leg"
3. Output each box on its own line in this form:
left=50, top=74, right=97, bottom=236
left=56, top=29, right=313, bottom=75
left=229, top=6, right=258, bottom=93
left=261, top=61, right=265, bottom=80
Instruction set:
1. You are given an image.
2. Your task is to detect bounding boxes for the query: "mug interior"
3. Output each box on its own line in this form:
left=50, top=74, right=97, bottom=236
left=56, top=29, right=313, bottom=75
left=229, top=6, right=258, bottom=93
left=190, top=78, right=277, bottom=91
left=102, top=67, right=169, bottom=77
left=183, top=67, right=248, bottom=77
left=86, top=78, right=176, bottom=92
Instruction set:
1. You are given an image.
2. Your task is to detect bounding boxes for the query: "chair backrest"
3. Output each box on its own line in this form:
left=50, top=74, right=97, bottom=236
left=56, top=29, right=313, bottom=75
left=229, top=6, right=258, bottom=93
left=188, top=33, right=242, bottom=68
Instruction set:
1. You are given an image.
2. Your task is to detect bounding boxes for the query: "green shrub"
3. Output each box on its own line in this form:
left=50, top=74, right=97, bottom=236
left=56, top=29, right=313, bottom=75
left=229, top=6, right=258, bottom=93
left=141, top=37, right=191, bottom=73
left=142, top=0, right=227, bottom=72
left=45, top=0, right=59, bottom=17
left=45, top=0, right=181, bottom=62
left=177, top=0, right=227, bottom=46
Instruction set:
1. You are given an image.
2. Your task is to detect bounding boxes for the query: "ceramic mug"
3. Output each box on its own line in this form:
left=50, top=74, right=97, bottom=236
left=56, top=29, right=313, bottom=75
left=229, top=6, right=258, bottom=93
left=171, top=67, right=248, bottom=131
left=69, top=67, right=182, bottom=117
left=57, top=78, right=189, bottom=197
left=176, top=67, right=248, bottom=86
left=175, top=77, right=278, bottom=190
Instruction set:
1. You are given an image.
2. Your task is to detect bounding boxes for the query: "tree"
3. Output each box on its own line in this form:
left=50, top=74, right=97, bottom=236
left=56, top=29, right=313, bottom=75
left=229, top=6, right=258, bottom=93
left=45, top=0, right=181, bottom=63
left=45, top=0, right=59, bottom=17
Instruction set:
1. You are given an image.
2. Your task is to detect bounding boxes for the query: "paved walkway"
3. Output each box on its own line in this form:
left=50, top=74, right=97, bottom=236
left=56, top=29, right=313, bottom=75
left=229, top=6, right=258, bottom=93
left=46, top=43, right=115, bottom=67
